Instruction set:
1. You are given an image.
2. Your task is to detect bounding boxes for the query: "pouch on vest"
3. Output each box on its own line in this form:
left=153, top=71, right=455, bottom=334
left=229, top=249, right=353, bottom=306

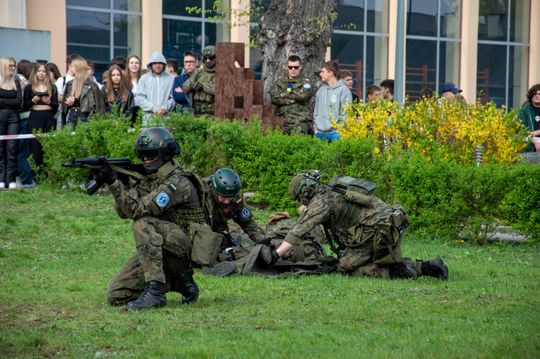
left=189, top=223, right=223, bottom=267
left=330, top=175, right=376, bottom=206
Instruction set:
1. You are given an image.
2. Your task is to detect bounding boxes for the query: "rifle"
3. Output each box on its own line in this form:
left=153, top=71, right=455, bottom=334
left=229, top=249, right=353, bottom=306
left=62, top=157, right=145, bottom=195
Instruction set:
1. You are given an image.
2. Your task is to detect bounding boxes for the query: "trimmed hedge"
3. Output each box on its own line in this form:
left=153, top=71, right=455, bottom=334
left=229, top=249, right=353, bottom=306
left=40, top=112, right=539, bottom=241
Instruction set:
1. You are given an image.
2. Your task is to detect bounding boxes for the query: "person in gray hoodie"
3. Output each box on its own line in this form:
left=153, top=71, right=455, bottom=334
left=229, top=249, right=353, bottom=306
left=135, top=52, right=175, bottom=126
left=313, top=61, right=352, bottom=142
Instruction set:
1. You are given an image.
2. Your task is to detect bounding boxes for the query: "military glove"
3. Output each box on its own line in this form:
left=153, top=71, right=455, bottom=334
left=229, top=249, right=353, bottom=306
left=259, top=245, right=280, bottom=265
left=192, top=82, right=203, bottom=91
left=94, top=157, right=117, bottom=185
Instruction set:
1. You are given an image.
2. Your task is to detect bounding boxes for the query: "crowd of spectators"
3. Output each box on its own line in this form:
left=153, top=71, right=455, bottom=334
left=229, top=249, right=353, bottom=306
left=1, top=49, right=538, bottom=189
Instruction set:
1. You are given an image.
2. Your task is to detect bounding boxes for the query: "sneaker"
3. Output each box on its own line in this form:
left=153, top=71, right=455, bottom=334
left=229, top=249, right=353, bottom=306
left=19, top=181, right=37, bottom=189
left=0, top=182, right=5, bottom=189
left=8, top=182, right=17, bottom=189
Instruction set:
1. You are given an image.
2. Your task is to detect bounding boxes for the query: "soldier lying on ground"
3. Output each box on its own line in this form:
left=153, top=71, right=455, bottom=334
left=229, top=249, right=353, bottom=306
left=203, top=211, right=338, bottom=277
left=264, top=170, right=449, bottom=280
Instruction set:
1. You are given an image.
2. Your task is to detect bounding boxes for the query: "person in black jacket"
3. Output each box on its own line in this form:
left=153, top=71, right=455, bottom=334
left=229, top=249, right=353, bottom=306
left=0, top=57, right=22, bottom=189
left=101, top=64, right=134, bottom=119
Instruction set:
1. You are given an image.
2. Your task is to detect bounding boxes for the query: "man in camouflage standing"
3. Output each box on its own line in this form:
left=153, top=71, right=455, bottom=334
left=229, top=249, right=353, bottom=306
left=102, top=127, right=214, bottom=310
left=182, top=45, right=216, bottom=115
left=270, top=55, right=315, bottom=135
left=264, top=170, right=449, bottom=280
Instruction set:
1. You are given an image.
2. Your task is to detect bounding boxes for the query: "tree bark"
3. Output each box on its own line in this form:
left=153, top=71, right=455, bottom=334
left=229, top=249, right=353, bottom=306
left=258, top=0, right=338, bottom=105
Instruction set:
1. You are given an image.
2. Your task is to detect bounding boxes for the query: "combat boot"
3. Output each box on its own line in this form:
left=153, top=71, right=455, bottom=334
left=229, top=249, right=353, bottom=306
left=177, top=273, right=199, bottom=304
left=420, top=258, right=449, bottom=280
left=389, top=261, right=418, bottom=279
left=126, top=280, right=167, bottom=310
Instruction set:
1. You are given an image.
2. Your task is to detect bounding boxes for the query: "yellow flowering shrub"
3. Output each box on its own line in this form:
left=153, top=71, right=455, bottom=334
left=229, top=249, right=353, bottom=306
left=337, top=98, right=527, bottom=164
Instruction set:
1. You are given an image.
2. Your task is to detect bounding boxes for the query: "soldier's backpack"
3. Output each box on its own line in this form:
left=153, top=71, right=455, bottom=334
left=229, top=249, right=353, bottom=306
left=328, top=175, right=377, bottom=206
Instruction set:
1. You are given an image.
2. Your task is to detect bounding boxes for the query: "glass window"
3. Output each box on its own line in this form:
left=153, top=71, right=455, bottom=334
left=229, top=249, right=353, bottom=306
left=407, top=0, right=437, bottom=37
left=406, top=39, right=436, bottom=99
left=114, top=14, right=141, bottom=57
left=335, top=0, right=365, bottom=31
left=477, top=0, right=530, bottom=108
left=114, top=0, right=141, bottom=12
left=478, top=0, right=508, bottom=41
left=366, top=35, right=387, bottom=87
left=68, top=0, right=110, bottom=8
left=510, top=0, right=529, bottom=42
left=440, top=0, right=460, bottom=38
left=438, top=41, right=460, bottom=87
left=477, top=44, right=506, bottom=106
left=163, top=0, right=201, bottom=17
left=366, top=0, right=388, bottom=33
left=163, top=19, right=202, bottom=60
left=67, top=9, right=110, bottom=46
left=332, top=33, right=364, bottom=96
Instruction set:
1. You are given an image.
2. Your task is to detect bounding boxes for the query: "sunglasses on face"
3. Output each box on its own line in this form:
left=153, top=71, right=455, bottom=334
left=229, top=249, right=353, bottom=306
left=288, top=66, right=300, bottom=70
left=203, top=55, right=216, bottom=61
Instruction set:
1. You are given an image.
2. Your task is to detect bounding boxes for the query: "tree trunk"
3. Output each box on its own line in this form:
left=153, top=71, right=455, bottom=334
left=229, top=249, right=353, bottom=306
left=258, top=0, right=338, bottom=105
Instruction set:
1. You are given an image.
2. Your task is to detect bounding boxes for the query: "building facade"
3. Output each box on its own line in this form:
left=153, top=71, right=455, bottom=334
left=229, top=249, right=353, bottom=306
left=1, top=0, right=538, bottom=108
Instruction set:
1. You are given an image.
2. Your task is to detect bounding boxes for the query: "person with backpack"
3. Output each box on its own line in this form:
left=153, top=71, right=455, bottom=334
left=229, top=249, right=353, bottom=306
left=263, top=170, right=449, bottom=280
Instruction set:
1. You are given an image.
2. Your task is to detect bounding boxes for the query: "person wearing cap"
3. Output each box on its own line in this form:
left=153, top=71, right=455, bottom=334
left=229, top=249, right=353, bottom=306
left=134, top=51, right=176, bottom=126
left=440, top=83, right=462, bottom=101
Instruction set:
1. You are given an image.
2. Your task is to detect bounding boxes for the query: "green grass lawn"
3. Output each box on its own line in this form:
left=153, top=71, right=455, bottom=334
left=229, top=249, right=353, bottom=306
left=1, top=187, right=539, bottom=358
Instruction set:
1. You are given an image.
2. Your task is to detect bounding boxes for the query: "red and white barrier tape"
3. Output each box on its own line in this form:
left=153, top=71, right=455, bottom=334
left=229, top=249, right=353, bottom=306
left=0, top=134, right=37, bottom=140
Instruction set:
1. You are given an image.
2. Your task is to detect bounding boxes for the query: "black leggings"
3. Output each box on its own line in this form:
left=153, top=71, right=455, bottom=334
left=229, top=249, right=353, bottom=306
left=28, top=109, right=55, bottom=167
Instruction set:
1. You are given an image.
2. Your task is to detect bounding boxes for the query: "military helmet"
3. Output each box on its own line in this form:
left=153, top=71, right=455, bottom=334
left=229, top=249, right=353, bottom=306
left=211, top=168, right=242, bottom=197
left=288, top=170, right=321, bottom=201
left=202, top=46, right=216, bottom=59
left=134, top=127, right=180, bottom=172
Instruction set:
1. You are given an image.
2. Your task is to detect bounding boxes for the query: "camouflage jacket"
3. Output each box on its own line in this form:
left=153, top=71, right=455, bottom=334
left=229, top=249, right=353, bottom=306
left=270, top=76, right=314, bottom=118
left=109, top=160, right=207, bottom=229
left=283, top=185, right=389, bottom=251
left=204, top=178, right=264, bottom=243
left=182, top=68, right=215, bottom=104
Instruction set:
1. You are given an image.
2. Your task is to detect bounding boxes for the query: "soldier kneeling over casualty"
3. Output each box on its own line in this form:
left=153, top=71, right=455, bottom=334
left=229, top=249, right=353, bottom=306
left=104, top=127, right=217, bottom=310
left=258, top=170, right=448, bottom=280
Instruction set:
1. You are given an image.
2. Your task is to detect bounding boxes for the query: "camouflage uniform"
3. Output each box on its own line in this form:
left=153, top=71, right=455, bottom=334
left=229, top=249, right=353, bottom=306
left=283, top=184, right=407, bottom=278
left=270, top=76, right=314, bottom=134
left=106, top=160, right=208, bottom=304
left=182, top=67, right=215, bottom=115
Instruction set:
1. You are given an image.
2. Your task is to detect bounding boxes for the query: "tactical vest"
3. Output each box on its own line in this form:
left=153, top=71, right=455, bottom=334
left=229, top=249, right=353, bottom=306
left=328, top=175, right=377, bottom=206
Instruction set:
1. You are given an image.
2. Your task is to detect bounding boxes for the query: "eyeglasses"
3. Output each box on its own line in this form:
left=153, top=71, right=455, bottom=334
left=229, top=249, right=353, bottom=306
left=533, top=92, right=540, bottom=97
left=8, top=64, right=16, bottom=68
left=184, top=60, right=196, bottom=64
left=288, top=66, right=300, bottom=70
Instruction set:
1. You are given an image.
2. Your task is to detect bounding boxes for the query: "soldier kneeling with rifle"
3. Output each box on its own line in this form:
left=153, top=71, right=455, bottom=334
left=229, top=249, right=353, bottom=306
left=68, top=127, right=219, bottom=310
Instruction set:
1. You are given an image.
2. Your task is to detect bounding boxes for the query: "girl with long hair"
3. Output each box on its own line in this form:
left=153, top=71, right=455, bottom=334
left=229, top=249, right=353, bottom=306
left=101, top=64, right=134, bottom=118
left=125, top=55, right=142, bottom=92
left=23, top=63, right=58, bottom=171
left=62, top=57, right=105, bottom=128
left=0, top=57, right=22, bottom=189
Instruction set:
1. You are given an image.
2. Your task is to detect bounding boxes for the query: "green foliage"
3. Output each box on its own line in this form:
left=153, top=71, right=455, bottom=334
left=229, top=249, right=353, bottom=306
left=39, top=113, right=538, bottom=241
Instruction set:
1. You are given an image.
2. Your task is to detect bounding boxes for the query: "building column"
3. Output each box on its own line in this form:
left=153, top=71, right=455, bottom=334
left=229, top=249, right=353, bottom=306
left=27, top=0, right=66, bottom=72
left=529, top=0, right=540, bottom=87
left=230, top=0, right=250, bottom=66
left=459, top=0, right=479, bottom=103
left=387, top=0, right=406, bottom=98
left=141, top=0, right=163, bottom=66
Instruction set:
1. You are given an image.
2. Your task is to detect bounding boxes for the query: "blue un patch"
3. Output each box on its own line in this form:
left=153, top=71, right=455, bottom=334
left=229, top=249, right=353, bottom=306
left=240, top=207, right=251, bottom=219
left=155, top=192, right=170, bottom=208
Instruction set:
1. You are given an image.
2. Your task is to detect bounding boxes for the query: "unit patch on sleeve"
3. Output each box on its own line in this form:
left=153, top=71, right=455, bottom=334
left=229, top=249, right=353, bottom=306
left=240, top=207, right=251, bottom=219
left=155, top=192, right=171, bottom=208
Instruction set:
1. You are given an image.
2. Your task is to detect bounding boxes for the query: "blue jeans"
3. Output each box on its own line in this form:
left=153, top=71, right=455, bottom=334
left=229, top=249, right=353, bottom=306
left=315, top=131, right=341, bottom=143
left=17, top=119, right=34, bottom=185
